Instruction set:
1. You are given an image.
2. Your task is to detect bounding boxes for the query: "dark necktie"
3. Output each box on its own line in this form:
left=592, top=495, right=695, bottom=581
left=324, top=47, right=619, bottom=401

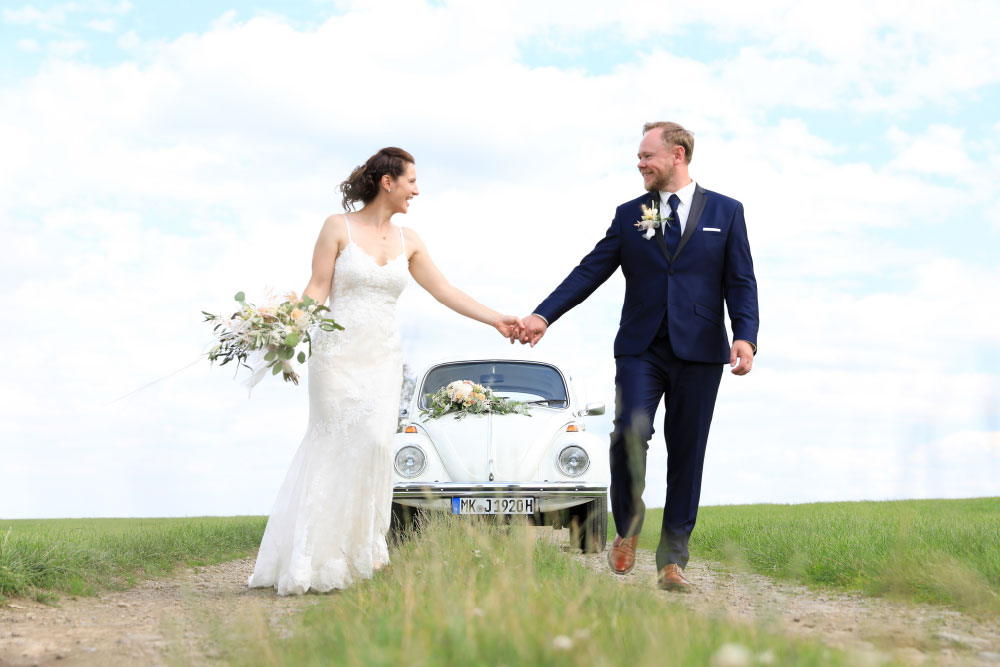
left=665, top=193, right=681, bottom=256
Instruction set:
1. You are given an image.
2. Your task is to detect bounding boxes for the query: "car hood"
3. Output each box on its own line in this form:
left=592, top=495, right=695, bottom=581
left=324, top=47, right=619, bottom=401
left=419, top=408, right=571, bottom=481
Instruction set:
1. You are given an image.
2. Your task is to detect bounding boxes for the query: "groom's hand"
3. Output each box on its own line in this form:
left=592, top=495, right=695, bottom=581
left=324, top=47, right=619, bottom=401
left=518, top=314, right=548, bottom=347
left=730, top=340, right=754, bottom=375
left=495, top=315, right=524, bottom=343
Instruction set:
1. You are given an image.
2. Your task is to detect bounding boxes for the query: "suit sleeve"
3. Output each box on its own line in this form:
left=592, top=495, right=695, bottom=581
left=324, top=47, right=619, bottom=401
left=533, top=215, right=623, bottom=326
left=723, top=203, right=760, bottom=351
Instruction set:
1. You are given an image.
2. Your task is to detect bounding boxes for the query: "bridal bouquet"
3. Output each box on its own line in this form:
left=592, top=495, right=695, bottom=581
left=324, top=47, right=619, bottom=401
left=202, top=291, right=343, bottom=385
left=420, top=380, right=530, bottom=421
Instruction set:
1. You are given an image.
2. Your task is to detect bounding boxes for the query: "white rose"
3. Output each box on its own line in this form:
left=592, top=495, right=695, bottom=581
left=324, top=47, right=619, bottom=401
left=449, top=381, right=473, bottom=400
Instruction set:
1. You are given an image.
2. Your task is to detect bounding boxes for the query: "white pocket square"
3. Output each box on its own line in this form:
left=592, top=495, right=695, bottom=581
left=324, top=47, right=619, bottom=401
left=703, top=227, right=721, bottom=232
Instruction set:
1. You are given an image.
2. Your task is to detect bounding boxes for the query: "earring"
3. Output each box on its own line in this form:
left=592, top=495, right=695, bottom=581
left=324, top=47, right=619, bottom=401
left=387, top=187, right=391, bottom=193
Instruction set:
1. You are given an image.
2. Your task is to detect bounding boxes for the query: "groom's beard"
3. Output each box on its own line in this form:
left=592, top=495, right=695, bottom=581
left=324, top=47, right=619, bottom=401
left=643, top=165, right=674, bottom=192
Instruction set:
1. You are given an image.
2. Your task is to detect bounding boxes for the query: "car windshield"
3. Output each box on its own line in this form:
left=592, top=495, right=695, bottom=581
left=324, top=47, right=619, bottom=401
left=419, top=362, right=568, bottom=408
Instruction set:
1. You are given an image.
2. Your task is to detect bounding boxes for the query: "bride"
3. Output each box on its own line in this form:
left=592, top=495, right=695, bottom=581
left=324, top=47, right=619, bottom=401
left=247, top=147, right=521, bottom=595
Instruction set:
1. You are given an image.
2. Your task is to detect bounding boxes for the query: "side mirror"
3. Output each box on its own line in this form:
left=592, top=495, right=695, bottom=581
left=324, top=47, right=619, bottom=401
left=579, top=402, right=605, bottom=416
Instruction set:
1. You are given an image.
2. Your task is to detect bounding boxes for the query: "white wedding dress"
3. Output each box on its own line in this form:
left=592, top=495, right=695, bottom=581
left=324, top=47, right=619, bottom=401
left=248, top=217, right=409, bottom=595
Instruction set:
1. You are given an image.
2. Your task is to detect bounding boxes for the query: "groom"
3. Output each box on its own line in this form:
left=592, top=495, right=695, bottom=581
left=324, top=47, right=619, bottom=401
left=517, top=122, right=758, bottom=591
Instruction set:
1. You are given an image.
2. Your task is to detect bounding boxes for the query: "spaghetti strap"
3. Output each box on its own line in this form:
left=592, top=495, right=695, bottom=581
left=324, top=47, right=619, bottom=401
left=398, top=226, right=406, bottom=255
left=343, top=214, right=354, bottom=243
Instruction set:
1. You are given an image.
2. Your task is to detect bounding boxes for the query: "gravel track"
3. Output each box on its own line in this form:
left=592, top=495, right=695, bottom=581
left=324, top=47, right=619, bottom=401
left=2, top=532, right=998, bottom=666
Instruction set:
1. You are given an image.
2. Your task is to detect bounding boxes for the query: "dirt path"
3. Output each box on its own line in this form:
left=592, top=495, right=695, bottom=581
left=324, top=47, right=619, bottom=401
left=2, top=535, right=999, bottom=666
left=576, top=548, right=1000, bottom=666
left=0, top=558, right=314, bottom=666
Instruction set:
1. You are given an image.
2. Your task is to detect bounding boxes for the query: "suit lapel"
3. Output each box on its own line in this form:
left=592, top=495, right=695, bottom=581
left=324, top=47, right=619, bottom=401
left=673, top=184, right=706, bottom=261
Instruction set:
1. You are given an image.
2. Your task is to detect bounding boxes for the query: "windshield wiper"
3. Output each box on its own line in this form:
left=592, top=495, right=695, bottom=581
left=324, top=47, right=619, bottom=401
left=526, top=399, right=568, bottom=406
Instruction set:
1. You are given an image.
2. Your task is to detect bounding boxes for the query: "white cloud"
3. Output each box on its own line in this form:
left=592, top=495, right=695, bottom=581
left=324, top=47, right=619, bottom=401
left=1, top=2, right=998, bottom=518
left=85, top=17, right=116, bottom=32
left=48, top=38, right=88, bottom=57
left=2, top=5, right=69, bottom=31
left=16, top=37, right=40, bottom=52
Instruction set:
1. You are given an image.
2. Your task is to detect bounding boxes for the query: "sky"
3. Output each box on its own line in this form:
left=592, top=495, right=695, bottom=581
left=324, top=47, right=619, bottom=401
left=1, top=0, right=998, bottom=518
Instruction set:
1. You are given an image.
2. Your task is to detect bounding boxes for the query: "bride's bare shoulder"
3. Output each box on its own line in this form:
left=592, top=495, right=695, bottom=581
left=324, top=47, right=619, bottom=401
left=318, top=214, right=349, bottom=244
left=322, top=213, right=349, bottom=231
left=401, top=226, right=424, bottom=247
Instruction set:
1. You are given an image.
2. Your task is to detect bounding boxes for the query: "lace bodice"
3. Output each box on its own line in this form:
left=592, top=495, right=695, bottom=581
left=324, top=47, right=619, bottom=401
left=314, top=218, right=409, bottom=351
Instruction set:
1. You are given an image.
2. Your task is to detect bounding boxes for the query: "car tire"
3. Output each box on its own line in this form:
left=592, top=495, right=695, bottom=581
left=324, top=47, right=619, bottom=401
left=569, top=497, right=607, bottom=553
left=388, top=501, right=423, bottom=545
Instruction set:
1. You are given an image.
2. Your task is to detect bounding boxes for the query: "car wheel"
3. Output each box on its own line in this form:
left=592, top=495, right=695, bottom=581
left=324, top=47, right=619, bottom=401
left=569, top=497, right=607, bottom=553
left=389, top=501, right=423, bottom=545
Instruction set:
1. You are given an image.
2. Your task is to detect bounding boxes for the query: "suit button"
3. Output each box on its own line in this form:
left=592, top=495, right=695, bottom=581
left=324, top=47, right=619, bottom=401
left=669, top=268, right=675, bottom=276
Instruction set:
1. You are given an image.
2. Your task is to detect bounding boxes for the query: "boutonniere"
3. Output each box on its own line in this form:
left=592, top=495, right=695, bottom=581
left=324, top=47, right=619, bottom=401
left=634, top=202, right=669, bottom=240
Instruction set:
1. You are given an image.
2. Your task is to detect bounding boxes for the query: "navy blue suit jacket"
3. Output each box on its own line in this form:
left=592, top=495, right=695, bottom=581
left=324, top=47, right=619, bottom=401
left=534, top=185, right=759, bottom=363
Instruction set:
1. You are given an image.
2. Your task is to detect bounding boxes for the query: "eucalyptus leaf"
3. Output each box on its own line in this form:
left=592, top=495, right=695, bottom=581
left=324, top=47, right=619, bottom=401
left=281, top=346, right=295, bottom=360
left=297, top=351, right=306, bottom=364
left=264, top=349, right=276, bottom=362
left=285, top=332, right=300, bottom=347
left=272, top=363, right=282, bottom=375
left=235, top=291, right=245, bottom=302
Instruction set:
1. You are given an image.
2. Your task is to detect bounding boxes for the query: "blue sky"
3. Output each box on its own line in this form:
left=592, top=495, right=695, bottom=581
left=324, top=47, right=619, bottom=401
left=1, top=0, right=998, bottom=518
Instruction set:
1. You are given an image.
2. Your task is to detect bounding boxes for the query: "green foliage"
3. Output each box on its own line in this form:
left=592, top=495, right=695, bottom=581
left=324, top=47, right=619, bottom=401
left=420, top=381, right=531, bottom=421
left=217, top=517, right=847, bottom=666
left=0, top=516, right=266, bottom=603
left=613, top=497, right=1000, bottom=614
left=203, top=291, right=339, bottom=385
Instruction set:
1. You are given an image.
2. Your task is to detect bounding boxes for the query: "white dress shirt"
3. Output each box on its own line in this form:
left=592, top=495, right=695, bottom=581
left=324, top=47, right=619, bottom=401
left=659, top=179, right=697, bottom=236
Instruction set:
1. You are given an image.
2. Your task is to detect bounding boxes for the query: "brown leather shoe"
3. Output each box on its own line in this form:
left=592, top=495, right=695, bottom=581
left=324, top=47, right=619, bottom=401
left=657, top=564, right=692, bottom=592
left=607, top=534, right=639, bottom=574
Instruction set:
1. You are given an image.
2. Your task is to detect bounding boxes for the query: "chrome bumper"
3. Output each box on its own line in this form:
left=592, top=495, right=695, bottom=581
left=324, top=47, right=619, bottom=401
left=393, top=482, right=608, bottom=512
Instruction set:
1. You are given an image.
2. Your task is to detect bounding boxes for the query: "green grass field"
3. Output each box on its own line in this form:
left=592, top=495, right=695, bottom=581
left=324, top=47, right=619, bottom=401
left=216, top=517, right=850, bottom=666
left=0, top=516, right=266, bottom=602
left=4, top=497, right=997, bottom=618
left=614, top=497, right=1000, bottom=613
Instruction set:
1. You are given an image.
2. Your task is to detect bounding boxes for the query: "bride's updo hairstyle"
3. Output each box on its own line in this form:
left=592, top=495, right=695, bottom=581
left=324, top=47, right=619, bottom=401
left=339, top=147, right=415, bottom=211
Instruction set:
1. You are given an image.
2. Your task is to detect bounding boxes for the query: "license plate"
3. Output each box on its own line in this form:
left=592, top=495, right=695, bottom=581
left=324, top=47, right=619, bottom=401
left=451, top=497, right=535, bottom=515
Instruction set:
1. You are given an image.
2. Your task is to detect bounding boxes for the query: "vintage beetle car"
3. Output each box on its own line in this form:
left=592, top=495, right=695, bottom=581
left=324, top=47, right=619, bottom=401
left=391, top=359, right=610, bottom=552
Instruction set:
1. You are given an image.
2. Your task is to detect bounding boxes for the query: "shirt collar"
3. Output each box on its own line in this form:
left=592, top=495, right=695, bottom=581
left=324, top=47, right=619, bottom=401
left=659, top=180, right=697, bottom=206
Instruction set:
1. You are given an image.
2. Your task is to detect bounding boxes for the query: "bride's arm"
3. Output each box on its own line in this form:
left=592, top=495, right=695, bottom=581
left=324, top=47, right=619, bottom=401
left=405, top=228, right=521, bottom=338
left=301, top=215, right=347, bottom=304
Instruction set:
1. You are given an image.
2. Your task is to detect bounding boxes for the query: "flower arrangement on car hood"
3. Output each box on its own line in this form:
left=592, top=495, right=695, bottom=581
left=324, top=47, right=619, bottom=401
left=420, top=380, right=530, bottom=420
left=203, top=290, right=343, bottom=386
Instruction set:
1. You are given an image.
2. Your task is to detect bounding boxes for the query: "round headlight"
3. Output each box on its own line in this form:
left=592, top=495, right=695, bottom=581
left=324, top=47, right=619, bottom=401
left=557, top=445, right=590, bottom=477
left=394, top=445, right=426, bottom=478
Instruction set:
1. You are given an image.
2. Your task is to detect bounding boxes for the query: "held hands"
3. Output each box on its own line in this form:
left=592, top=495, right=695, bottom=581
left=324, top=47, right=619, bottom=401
left=730, top=339, right=754, bottom=375
left=495, top=315, right=525, bottom=342
left=515, top=314, right=547, bottom=347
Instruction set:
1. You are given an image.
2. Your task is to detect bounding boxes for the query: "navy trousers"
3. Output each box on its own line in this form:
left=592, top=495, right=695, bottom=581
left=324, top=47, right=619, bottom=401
left=609, top=331, right=723, bottom=570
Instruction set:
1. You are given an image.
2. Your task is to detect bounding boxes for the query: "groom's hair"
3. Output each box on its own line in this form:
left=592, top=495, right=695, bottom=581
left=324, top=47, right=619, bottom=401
left=642, top=122, right=694, bottom=164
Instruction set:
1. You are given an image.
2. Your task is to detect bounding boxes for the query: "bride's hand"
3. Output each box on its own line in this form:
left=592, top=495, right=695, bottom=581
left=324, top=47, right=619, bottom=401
left=495, top=315, right=523, bottom=344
